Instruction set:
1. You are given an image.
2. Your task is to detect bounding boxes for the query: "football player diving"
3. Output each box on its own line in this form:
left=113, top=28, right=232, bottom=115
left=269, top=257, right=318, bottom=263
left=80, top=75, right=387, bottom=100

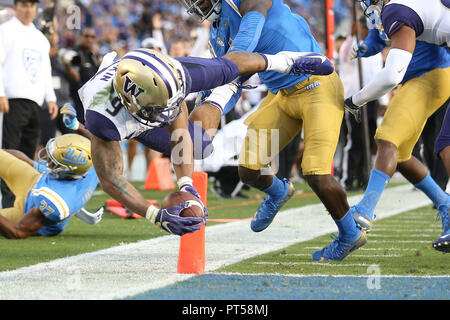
left=64, top=47, right=333, bottom=237
left=344, top=0, right=450, bottom=252
left=0, top=134, right=104, bottom=239
left=179, top=0, right=367, bottom=261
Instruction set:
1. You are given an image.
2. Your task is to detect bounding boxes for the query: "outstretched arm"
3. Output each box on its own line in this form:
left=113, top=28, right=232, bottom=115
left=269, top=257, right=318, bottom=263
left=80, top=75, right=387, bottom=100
left=0, top=207, right=46, bottom=239
left=91, top=136, right=150, bottom=216
left=348, top=25, right=415, bottom=107
left=167, top=102, right=194, bottom=182
left=91, top=135, right=204, bottom=235
left=60, top=103, right=94, bottom=140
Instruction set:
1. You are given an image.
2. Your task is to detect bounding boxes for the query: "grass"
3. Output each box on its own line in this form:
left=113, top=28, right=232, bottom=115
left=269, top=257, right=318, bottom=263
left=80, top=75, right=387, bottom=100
left=0, top=179, right=447, bottom=278
left=219, top=206, right=448, bottom=276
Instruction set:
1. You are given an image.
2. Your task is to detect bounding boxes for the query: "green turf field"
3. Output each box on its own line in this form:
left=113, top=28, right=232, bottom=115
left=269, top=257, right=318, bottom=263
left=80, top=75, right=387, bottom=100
left=0, top=180, right=447, bottom=277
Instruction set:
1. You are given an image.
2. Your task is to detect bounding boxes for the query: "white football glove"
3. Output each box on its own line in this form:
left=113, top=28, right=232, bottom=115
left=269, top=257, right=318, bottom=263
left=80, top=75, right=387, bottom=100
left=74, top=207, right=104, bottom=225
left=98, top=51, right=118, bottom=70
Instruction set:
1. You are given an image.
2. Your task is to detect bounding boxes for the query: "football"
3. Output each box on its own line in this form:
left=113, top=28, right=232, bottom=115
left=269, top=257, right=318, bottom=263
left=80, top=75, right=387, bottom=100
left=161, top=191, right=204, bottom=218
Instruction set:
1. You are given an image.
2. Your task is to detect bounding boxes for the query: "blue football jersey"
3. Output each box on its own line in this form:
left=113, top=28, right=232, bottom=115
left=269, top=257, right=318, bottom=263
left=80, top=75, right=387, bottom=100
left=24, top=165, right=99, bottom=236
left=402, top=41, right=450, bottom=84
left=209, top=0, right=323, bottom=93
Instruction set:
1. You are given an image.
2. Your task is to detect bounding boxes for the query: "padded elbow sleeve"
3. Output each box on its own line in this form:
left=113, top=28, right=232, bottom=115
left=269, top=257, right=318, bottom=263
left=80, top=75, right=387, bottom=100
left=353, top=48, right=412, bottom=106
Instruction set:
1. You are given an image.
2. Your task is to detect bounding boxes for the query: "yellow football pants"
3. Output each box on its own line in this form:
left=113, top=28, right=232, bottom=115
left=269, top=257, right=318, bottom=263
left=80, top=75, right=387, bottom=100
left=0, top=150, right=40, bottom=224
left=239, top=72, right=344, bottom=175
left=375, top=67, right=450, bottom=162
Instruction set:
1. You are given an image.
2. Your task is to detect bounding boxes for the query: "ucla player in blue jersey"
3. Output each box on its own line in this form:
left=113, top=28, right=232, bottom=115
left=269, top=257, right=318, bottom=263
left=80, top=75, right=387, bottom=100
left=0, top=134, right=103, bottom=238
left=73, top=40, right=332, bottom=237
left=180, top=0, right=368, bottom=261
left=345, top=0, right=450, bottom=253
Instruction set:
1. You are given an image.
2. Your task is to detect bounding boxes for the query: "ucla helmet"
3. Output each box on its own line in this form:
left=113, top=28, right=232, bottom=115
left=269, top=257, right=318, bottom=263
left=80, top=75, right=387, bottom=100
left=357, top=0, right=389, bottom=42
left=113, top=49, right=186, bottom=127
left=178, top=0, right=222, bottom=23
left=38, top=134, right=92, bottom=180
left=358, top=0, right=385, bottom=14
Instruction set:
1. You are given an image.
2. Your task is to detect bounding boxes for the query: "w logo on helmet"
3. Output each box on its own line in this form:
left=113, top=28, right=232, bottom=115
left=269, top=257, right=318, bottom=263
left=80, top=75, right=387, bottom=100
left=123, top=76, right=145, bottom=98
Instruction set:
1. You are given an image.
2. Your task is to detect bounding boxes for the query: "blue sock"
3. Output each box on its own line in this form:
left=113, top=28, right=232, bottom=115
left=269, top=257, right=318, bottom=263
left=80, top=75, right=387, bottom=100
left=263, top=176, right=286, bottom=199
left=414, top=172, right=449, bottom=208
left=356, top=169, right=391, bottom=217
left=335, top=210, right=359, bottom=239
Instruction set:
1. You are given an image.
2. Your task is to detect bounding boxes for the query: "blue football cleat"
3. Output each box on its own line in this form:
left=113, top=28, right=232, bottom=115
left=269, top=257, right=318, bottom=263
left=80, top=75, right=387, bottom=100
left=311, top=228, right=367, bottom=261
left=433, top=234, right=450, bottom=253
left=432, top=205, right=450, bottom=253
left=250, top=179, right=295, bottom=232
left=352, top=206, right=376, bottom=232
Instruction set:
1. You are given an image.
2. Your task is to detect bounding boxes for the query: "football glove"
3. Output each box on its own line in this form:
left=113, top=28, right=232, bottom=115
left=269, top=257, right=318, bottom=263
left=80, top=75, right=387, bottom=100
left=74, top=207, right=104, bottom=225
left=196, top=77, right=254, bottom=115
left=60, top=103, right=79, bottom=130
left=350, top=29, right=388, bottom=60
left=178, top=177, right=208, bottom=218
left=290, top=53, right=334, bottom=75
left=344, top=97, right=362, bottom=123
left=155, top=202, right=205, bottom=236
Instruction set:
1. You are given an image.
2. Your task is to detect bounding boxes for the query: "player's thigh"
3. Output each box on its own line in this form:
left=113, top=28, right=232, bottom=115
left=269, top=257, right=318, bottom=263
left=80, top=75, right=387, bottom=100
left=376, top=67, right=450, bottom=162
left=239, top=93, right=301, bottom=170
left=435, top=100, right=450, bottom=157
left=0, top=149, right=40, bottom=197
left=0, top=207, right=24, bottom=224
left=301, top=73, right=344, bottom=175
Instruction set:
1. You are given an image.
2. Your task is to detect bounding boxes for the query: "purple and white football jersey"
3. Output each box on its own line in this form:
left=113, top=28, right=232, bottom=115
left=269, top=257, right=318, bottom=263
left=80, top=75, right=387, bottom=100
left=382, top=0, right=449, bottom=47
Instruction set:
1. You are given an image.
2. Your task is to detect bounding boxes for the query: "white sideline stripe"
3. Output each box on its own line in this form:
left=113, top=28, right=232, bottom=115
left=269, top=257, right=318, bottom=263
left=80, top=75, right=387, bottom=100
left=254, top=262, right=372, bottom=267
left=218, top=272, right=450, bottom=278
left=0, top=185, right=431, bottom=300
left=368, top=240, right=432, bottom=243
left=372, top=228, right=440, bottom=232
left=286, top=253, right=403, bottom=258
left=305, top=247, right=419, bottom=251
left=368, top=234, right=435, bottom=238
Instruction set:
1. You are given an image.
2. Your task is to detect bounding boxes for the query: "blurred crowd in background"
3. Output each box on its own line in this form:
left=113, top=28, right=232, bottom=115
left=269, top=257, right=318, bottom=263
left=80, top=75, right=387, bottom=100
left=1, top=0, right=355, bottom=57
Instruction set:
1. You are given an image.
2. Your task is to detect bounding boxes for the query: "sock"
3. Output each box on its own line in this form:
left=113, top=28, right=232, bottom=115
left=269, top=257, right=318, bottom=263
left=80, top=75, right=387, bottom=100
left=356, top=169, right=391, bottom=217
left=414, top=172, right=449, bottom=208
left=263, top=176, right=286, bottom=199
left=335, top=210, right=359, bottom=239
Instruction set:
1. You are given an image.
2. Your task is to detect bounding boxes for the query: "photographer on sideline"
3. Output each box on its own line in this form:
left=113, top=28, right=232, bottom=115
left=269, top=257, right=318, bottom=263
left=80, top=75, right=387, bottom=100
left=0, top=0, right=57, bottom=208
left=67, top=28, right=100, bottom=124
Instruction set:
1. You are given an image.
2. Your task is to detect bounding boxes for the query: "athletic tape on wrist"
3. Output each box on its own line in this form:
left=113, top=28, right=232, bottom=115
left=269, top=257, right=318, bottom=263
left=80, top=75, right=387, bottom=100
left=145, top=205, right=159, bottom=224
left=177, top=176, right=193, bottom=189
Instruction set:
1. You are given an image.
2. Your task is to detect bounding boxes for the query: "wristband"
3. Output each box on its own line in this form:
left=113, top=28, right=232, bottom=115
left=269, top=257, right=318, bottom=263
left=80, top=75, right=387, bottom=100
left=145, top=205, right=159, bottom=224
left=177, top=176, right=193, bottom=189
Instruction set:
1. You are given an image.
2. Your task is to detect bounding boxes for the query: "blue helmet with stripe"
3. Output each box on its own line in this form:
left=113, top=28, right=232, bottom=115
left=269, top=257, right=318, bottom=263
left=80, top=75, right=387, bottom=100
left=113, top=49, right=186, bottom=127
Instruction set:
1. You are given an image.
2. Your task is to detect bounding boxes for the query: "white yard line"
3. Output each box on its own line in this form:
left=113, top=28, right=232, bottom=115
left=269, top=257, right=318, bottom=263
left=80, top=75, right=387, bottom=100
left=0, top=185, right=432, bottom=300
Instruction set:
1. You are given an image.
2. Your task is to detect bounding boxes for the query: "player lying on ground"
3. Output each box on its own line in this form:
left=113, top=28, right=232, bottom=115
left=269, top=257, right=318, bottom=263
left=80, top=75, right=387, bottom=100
left=64, top=48, right=333, bottom=236
left=0, top=134, right=103, bottom=239
left=344, top=0, right=450, bottom=252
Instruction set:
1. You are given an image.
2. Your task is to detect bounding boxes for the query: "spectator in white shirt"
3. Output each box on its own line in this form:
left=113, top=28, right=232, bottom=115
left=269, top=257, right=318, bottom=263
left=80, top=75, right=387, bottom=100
left=0, top=0, right=58, bottom=208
